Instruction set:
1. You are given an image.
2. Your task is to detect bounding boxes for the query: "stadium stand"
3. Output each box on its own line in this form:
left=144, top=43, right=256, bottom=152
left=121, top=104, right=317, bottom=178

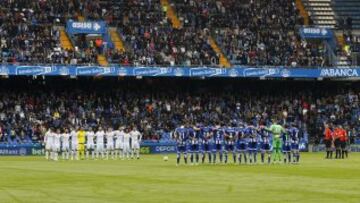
left=302, top=0, right=360, bottom=66
left=332, top=0, right=360, bottom=30
left=303, top=0, right=359, bottom=29
left=1, top=0, right=359, bottom=67
left=303, top=0, right=337, bottom=28
left=1, top=0, right=360, bottom=149
left=0, top=78, right=360, bottom=144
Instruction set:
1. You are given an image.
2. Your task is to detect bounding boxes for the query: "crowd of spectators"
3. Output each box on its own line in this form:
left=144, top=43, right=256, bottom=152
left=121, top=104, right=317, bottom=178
left=0, top=1, right=58, bottom=64
left=0, top=0, right=339, bottom=67
left=1, top=78, right=360, bottom=145
left=345, top=33, right=360, bottom=54
left=0, top=0, right=98, bottom=65
left=173, top=0, right=327, bottom=67
left=109, top=0, right=219, bottom=66
left=332, top=33, right=360, bottom=66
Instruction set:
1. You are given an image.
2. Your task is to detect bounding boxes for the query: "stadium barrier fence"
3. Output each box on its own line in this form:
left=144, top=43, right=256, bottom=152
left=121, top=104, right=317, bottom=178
left=1, top=65, right=360, bottom=78
left=0, top=141, right=311, bottom=156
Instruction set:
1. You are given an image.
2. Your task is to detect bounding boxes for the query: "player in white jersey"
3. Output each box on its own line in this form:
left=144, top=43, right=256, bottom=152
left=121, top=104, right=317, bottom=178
left=130, top=127, right=142, bottom=159
left=86, top=128, right=95, bottom=160
left=70, top=127, right=78, bottom=160
left=123, top=128, right=131, bottom=159
left=44, top=128, right=54, bottom=160
left=114, top=127, right=125, bottom=159
left=61, top=129, right=71, bottom=160
left=95, top=127, right=105, bottom=159
left=106, top=128, right=115, bottom=160
left=53, top=129, right=61, bottom=161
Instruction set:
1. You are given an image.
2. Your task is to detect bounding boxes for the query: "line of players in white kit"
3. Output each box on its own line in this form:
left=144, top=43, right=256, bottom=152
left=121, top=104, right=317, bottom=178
left=174, top=124, right=300, bottom=165
left=43, top=126, right=142, bottom=161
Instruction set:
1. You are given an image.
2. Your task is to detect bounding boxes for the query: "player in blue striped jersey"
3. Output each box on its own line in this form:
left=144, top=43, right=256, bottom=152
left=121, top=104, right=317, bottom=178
left=200, top=126, right=213, bottom=164
left=174, top=126, right=188, bottom=165
left=288, top=124, right=300, bottom=163
left=258, top=126, right=272, bottom=164
left=283, top=125, right=292, bottom=164
left=245, top=125, right=259, bottom=164
left=236, top=127, right=247, bottom=164
left=212, top=126, right=224, bottom=164
left=224, top=127, right=237, bottom=164
left=189, top=126, right=201, bottom=165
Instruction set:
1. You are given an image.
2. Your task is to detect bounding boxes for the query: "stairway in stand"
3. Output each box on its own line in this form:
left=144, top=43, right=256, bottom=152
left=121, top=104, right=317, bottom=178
left=97, top=54, right=109, bottom=67
left=78, top=15, right=85, bottom=21
left=160, top=0, right=181, bottom=29
left=296, top=0, right=310, bottom=25
left=59, top=27, right=74, bottom=51
left=335, top=33, right=352, bottom=67
left=208, top=37, right=231, bottom=68
left=109, top=27, right=125, bottom=53
left=302, top=0, right=336, bottom=28
left=336, top=33, right=345, bottom=48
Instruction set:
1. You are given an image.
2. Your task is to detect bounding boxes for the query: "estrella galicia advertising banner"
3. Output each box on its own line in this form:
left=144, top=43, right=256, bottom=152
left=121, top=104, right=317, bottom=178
left=2, top=65, right=360, bottom=78
left=66, top=20, right=107, bottom=34
left=0, top=144, right=44, bottom=156
left=299, top=27, right=333, bottom=39
left=75, top=66, right=118, bottom=76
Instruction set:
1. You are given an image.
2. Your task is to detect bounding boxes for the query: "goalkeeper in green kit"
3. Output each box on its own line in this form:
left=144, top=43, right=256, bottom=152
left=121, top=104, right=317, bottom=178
left=264, top=119, right=287, bottom=164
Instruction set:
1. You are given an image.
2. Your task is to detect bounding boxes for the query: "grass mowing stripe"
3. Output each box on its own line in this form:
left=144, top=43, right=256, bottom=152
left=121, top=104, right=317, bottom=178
left=0, top=153, right=359, bottom=203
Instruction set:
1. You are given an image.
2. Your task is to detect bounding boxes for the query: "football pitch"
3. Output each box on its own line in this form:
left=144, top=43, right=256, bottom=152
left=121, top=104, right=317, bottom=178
left=0, top=153, right=359, bottom=203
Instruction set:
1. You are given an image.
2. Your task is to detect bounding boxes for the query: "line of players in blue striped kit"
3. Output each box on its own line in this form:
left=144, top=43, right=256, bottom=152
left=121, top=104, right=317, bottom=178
left=174, top=123, right=300, bottom=165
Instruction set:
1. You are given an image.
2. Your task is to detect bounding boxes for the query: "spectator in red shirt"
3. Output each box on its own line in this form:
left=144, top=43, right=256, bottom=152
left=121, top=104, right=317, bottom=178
left=95, top=38, right=103, bottom=54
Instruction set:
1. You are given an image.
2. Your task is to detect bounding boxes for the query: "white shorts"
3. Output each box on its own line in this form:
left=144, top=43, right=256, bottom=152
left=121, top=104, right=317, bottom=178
left=87, top=142, right=95, bottom=150
left=115, top=141, right=123, bottom=149
left=96, top=143, right=104, bottom=152
left=71, top=143, right=78, bottom=151
left=107, top=142, right=114, bottom=150
left=52, top=144, right=60, bottom=152
left=123, top=144, right=130, bottom=152
left=62, top=144, right=70, bottom=151
left=132, top=142, right=140, bottom=150
left=45, top=143, right=52, bottom=151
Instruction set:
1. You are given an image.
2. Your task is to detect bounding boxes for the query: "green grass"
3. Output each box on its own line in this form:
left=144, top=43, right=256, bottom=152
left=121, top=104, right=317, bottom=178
left=0, top=153, right=360, bottom=203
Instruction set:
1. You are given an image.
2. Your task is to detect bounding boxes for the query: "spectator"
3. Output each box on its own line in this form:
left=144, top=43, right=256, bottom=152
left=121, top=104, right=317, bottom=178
left=0, top=0, right=354, bottom=67
left=0, top=78, right=359, bottom=144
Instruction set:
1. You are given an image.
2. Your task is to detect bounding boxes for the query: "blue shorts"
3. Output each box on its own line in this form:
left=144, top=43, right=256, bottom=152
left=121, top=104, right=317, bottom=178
left=248, top=142, right=258, bottom=151
left=261, top=143, right=271, bottom=151
left=237, top=143, right=247, bottom=151
left=177, top=145, right=186, bottom=153
left=282, top=144, right=291, bottom=152
left=291, top=143, right=299, bottom=150
left=225, top=144, right=235, bottom=152
left=202, top=143, right=211, bottom=152
left=213, top=144, right=223, bottom=152
left=190, top=144, right=200, bottom=152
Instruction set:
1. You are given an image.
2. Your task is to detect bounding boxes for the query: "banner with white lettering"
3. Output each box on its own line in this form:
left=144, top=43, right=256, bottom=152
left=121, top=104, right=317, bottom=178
left=141, top=142, right=177, bottom=154
left=299, top=27, right=333, bottom=39
left=0, top=144, right=44, bottom=156
left=2, top=65, right=360, bottom=78
left=66, top=20, right=107, bottom=34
